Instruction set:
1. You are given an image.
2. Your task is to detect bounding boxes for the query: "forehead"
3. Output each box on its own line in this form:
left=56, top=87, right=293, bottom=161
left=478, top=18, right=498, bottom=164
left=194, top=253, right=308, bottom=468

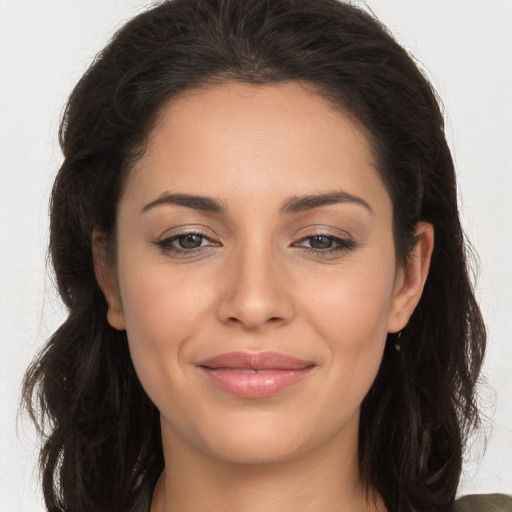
left=123, top=81, right=390, bottom=217
left=147, top=80, right=372, bottom=161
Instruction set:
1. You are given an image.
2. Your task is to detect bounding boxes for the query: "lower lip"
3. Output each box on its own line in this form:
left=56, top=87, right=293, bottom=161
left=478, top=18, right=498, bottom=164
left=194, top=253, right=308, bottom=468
left=199, top=367, right=313, bottom=398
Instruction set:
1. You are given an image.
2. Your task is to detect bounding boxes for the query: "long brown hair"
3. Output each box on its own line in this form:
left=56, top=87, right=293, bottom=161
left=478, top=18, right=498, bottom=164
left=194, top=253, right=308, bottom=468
left=22, top=1, right=485, bottom=510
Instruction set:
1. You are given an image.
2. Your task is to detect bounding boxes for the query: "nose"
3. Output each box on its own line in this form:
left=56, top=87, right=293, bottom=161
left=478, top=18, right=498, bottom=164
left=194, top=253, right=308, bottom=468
left=216, top=244, right=295, bottom=331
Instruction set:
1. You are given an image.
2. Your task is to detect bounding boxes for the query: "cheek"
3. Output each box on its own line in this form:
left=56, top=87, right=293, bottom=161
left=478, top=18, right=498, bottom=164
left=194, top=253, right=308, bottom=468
left=302, top=258, right=396, bottom=341
left=116, top=263, right=213, bottom=394
left=299, top=259, right=396, bottom=402
left=122, top=273, right=206, bottom=333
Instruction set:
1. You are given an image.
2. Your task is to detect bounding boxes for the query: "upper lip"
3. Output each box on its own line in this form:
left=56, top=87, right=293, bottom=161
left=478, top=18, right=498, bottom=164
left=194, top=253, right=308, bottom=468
left=198, top=351, right=314, bottom=371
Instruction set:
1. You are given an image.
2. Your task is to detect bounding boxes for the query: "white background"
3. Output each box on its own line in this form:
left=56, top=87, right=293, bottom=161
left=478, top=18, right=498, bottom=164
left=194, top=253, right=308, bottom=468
left=1, top=1, right=511, bottom=509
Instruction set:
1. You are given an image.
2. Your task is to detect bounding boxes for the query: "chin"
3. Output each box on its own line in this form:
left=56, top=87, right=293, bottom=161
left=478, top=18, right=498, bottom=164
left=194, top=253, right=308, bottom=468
left=205, top=434, right=309, bottom=465
left=186, top=407, right=358, bottom=466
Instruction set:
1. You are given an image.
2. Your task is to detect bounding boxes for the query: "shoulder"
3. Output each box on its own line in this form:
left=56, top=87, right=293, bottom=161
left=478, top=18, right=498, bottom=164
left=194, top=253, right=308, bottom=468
left=455, top=494, right=512, bottom=512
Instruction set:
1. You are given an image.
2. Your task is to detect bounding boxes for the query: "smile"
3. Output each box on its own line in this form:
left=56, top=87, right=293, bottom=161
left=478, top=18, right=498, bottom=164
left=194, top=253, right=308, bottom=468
left=197, top=351, right=315, bottom=398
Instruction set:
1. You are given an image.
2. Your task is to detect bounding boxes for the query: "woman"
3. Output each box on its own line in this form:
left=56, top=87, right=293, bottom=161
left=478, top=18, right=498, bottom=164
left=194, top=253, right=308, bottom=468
left=21, top=0, right=508, bottom=511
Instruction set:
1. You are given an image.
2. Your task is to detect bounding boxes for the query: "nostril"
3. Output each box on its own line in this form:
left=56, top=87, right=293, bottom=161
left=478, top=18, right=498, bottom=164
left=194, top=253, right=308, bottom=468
left=226, top=316, right=282, bottom=325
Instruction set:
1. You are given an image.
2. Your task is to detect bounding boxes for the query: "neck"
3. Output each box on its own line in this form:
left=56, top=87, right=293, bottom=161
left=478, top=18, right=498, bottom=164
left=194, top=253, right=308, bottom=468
left=151, top=419, right=385, bottom=512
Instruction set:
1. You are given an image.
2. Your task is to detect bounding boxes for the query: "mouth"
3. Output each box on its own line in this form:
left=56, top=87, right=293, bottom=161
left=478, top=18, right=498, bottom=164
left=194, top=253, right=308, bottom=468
left=197, top=351, right=315, bottom=398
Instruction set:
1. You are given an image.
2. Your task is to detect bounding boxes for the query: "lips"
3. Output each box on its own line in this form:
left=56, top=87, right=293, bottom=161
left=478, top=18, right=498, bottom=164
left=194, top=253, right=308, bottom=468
left=197, top=351, right=314, bottom=398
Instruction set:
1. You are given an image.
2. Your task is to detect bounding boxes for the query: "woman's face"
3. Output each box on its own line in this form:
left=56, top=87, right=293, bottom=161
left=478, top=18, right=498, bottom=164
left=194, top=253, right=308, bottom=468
left=96, top=81, right=431, bottom=465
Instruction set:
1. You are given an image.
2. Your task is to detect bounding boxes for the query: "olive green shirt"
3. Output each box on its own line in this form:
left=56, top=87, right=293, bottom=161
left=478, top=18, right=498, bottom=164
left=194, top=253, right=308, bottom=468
left=455, top=494, right=512, bottom=512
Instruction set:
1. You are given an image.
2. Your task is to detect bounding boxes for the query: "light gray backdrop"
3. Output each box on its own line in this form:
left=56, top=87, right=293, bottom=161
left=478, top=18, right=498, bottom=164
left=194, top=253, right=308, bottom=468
left=1, top=0, right=511, bottom=509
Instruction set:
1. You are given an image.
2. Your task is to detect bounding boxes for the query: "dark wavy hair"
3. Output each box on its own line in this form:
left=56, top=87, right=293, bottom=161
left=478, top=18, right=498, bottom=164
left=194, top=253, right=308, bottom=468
left=22, top=0, right=486, bottom=511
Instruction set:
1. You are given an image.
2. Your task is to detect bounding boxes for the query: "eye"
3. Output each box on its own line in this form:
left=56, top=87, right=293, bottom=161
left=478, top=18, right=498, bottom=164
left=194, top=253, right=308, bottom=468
left=173, top=234, right=206, bottom=249
left=294, top=234, right=356, bottom=256
left=154, top=231, right=219, bottom=256
left=306, top=235, right=337, bottom=250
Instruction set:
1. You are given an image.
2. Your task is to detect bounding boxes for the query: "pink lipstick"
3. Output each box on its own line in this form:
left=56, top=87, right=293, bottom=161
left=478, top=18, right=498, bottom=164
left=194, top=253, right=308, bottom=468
left=197, top=351, right=314, bottom=398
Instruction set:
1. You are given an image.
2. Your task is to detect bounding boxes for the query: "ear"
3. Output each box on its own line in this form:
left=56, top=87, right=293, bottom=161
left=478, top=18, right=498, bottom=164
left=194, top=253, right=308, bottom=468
left=387, top=222, right=434, bottom=333
left=92, top=229, right=126, bottom=331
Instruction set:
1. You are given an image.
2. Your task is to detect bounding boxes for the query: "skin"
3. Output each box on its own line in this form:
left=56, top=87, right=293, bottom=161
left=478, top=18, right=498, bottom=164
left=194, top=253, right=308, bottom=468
left=94, top=81, right=433, bottom=512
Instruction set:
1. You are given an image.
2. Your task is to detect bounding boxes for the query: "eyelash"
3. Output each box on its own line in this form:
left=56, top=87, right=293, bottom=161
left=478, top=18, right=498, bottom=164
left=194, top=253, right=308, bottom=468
left=293, top=234, right=356, bottom=257
left=154, top=232, right=356, bottom=258
left=154, top=232, right=218, bottom=257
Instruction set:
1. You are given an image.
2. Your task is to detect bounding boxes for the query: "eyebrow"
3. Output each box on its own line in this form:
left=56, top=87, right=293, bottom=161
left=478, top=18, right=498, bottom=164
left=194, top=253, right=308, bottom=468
left=141, top=190, right=373, bottom=216
left=142, top=192, right=227, bottom=215
left=279, top=191, right=373, bottom=215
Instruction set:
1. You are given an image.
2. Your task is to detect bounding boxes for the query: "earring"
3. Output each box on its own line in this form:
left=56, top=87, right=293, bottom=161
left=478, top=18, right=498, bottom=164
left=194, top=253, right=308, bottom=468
left=394, top=331, right=402, bottom=352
